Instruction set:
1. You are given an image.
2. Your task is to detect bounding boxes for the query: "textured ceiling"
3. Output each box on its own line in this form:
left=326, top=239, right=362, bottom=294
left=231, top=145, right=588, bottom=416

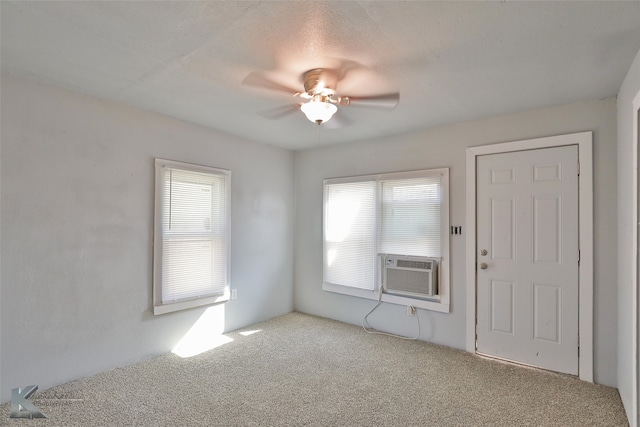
left=2, top=1, right=640, bottom=150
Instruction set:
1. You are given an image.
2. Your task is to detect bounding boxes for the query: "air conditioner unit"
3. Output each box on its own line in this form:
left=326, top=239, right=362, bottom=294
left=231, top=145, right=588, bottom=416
left=381, top=254, right=439, bottom=299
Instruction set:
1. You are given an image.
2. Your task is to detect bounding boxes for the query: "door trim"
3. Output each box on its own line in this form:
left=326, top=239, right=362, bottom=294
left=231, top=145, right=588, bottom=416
left=465, top=131, right=593, bottom=382
left=632, top=88, right=639, bottom=424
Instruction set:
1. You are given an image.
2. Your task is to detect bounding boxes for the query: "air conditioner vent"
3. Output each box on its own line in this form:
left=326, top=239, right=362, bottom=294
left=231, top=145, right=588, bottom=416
left=381, top=254, right=439, bottom=299
left=396, top=260, right=432, bottom=270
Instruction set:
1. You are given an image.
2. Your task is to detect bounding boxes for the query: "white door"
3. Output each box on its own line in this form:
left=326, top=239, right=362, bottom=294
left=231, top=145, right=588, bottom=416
left=476, top=145, right=579, bottom=375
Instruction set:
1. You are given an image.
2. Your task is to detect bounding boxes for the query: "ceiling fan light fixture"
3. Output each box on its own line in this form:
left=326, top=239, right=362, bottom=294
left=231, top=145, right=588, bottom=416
left=243, top=67, right=399, bottom=126
left=300, top=98, right=337, bottom=125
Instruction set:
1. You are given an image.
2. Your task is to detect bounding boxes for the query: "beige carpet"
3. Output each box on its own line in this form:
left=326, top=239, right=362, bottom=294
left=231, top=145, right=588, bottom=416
left=0, top=312, right=628, bottom=426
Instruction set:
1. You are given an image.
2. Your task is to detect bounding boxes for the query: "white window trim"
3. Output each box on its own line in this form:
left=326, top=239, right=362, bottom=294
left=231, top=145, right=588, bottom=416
left=465, top=132, right=593, bottom=382
left=153, top=158, right=231, bottom=315
left=322, top=168, right=450, bottom=313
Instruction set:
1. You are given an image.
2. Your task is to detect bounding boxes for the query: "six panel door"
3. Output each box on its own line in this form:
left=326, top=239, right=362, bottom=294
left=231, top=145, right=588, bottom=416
left=476, top=145, right=579, bottom=375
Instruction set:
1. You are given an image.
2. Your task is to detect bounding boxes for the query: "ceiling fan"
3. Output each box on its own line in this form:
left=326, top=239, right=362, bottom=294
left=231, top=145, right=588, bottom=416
left=242, top=67, right=399, bottom=125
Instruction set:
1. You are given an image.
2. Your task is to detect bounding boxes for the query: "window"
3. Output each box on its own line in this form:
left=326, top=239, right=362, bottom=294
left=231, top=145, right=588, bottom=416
left=153, top=159, right=231, bottom=315
left=323, top=169, right=450, bottom=312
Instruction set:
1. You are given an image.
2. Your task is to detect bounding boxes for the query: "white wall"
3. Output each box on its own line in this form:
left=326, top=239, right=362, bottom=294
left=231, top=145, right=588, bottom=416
left=617, top=48, right=640, bottom=426
left=0, top=74, right=295, bottom=402
left=0, top=67, right=625, bottom=404
left=294, top=97, right=618, bottom=387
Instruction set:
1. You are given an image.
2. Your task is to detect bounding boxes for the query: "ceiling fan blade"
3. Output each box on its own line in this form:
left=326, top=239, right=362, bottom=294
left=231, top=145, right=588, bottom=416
left=242, top=71, right=301, bottom=96
left=258, top=104, right=300, bottom=120
left=341, top=93, right=400, bottom=110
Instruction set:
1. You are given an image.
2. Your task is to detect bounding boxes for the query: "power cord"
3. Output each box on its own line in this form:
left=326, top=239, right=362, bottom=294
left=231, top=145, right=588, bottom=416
left=362, top=286, right=421, bottom=340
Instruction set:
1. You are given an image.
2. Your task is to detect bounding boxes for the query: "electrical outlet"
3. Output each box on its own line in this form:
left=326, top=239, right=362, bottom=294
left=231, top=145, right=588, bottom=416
left=231, top=289, right=237, bottom=300
left=406, top=305, right=416, bottom=316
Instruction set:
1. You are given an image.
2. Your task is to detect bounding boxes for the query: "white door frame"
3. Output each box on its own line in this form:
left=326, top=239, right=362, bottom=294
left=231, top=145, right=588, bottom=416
left=632, top=89, right=640, bottom=424
left=465, top=132, right=593, bottom=382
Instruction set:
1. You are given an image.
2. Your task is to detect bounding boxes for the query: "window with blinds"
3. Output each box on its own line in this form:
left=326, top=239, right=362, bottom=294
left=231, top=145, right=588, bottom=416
left=324, top=180, right=376, bottom=290
left=379, top=175, right=442, bottom=258
left=153, top=159, right=231, bottom=315
left=323, top=169, right=448, bottom=302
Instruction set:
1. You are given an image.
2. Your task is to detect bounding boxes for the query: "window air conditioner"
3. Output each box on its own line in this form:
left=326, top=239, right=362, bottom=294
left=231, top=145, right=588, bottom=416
left=381, top=254, right=439, bottom=298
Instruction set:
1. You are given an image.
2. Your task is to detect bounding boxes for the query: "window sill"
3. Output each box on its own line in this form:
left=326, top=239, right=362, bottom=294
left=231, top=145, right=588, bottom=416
left=322, top=282, right=450, bottom=313
left=153, top=292, right=230, bottom=315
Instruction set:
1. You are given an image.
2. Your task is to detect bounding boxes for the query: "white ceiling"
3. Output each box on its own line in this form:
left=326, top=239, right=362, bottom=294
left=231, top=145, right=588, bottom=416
left=2, top=1, right=640, bottom=150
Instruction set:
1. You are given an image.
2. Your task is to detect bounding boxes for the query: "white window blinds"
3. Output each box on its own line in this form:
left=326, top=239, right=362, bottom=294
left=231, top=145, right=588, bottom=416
left=154, top=159, right=230, bottom=313
left=379, top=175, right=442, bottom=257
left=323, top=180, right=376, bottom=290
left=323, top=170, right=445, bottom=292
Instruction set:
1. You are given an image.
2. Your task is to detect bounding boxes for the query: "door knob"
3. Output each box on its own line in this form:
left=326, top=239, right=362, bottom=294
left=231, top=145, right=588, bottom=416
left=479, top=262, right=488, bottom=270
left=480, top=249, right=488, bottom=256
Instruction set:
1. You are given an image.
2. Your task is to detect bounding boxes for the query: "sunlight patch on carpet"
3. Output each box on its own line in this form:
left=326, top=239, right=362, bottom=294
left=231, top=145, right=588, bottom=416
left=172, top=306, right=232, bottom=358
left=239, top=329, right=261, bottom=336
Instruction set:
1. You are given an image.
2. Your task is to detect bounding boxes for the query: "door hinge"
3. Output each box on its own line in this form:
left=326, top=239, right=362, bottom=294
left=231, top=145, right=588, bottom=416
left=577, top=162, right=580, bottom=176
left=578, top=249, right=581, bottom=265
